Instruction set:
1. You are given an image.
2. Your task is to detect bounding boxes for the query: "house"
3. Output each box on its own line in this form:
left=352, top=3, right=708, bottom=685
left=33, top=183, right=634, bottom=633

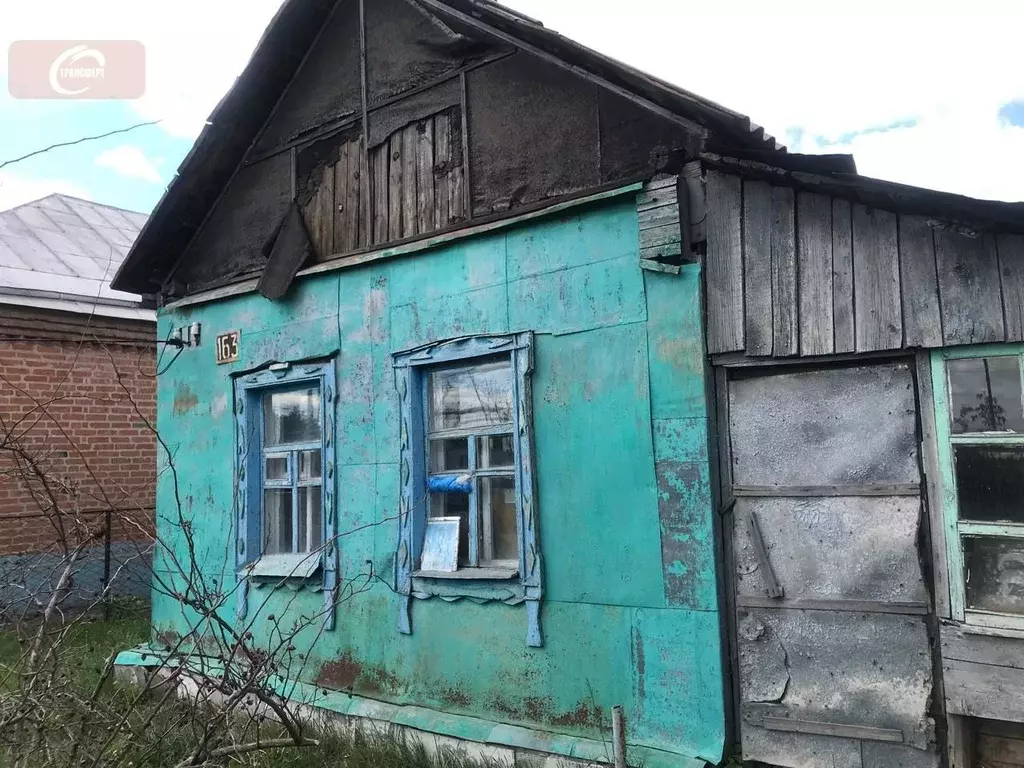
left=109, top=1, right=1024, bottom=767
left=0, top=194, right=156, bottom=616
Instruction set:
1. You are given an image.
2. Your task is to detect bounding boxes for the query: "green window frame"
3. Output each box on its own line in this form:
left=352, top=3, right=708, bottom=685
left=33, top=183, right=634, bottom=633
left=933, top=343, right=1024, bottom=630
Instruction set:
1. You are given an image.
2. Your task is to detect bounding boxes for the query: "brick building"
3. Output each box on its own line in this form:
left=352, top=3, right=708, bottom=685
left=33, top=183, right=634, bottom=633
left=0, top=194, right=156, bottom=617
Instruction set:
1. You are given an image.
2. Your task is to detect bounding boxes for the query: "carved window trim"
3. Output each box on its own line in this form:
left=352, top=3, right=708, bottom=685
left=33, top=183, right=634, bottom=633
left=393, top=333, right=543, bottom=647
left=233, top=356, right=339, bottom=630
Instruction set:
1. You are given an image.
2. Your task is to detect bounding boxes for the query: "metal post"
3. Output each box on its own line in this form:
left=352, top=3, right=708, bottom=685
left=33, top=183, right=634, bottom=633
left=102, top=509, right=112, bottom=620
left=612, top=705, right=627, bottom=768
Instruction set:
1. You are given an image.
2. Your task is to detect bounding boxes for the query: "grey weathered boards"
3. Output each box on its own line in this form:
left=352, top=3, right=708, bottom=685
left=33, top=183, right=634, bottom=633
left=723, top=361, right=938, bottom=768
left=704, top=168, right=1024, bottom=357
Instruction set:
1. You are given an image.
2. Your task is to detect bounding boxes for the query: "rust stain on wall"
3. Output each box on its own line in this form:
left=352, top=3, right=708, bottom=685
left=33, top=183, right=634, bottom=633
left=316, top=652, right=362, bottom=690
left=173, top=385, right=199, bottom=415
left=551, top=699, right=603, bottom=729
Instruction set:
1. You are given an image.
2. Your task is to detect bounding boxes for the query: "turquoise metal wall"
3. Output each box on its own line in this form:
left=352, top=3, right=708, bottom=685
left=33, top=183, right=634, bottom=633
left=152, top=194, right=724, bottom=765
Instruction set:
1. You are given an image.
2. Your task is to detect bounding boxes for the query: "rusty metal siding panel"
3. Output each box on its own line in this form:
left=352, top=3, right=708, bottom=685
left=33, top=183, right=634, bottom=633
left=728, top=363, right=919, bottom=487
left=732, top=496, right=928, bottom=604
left=738, top=610, right=934, bottom=749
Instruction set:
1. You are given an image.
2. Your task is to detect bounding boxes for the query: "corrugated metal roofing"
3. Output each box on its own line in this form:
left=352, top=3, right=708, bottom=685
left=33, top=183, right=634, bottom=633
left=0, top=194, right=154, bottom=319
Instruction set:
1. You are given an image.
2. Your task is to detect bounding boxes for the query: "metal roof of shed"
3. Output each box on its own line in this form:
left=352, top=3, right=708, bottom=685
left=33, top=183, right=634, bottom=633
left=0, top=194, right=154, bottom=321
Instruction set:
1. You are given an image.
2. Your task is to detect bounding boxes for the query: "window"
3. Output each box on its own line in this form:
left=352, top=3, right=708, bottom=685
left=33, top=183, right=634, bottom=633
left=234, top=359, right=337, bottom=627
left=393, top=333, right=542, bottom=647
left=934, top=346, right=1024, bottom=628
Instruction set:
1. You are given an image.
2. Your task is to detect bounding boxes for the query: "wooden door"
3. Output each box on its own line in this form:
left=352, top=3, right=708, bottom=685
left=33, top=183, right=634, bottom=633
left=721, top=360, right=939, bottom=768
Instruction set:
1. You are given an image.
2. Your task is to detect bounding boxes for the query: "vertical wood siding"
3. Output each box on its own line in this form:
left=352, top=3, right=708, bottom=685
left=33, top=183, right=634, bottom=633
left=705, top=169, right=1024, bottom=356
left=303, top=108, right=466, bottom=259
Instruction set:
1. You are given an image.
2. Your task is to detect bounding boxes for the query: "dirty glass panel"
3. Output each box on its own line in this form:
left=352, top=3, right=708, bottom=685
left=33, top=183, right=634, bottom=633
left=949, top=356, right=1024, bottom=434
left=430, top=492, right=470, bottom=565
left=297, top=486, right=322, bottom=554
left=429, top=438, right=469, bottom=472
left=954, top=445, right=1024, bottom=524
left=299, top=449, right=322, bottom=481
left=964, top=536, right=1024, bottom=615
left=481, top=476, right=518, bottom=563
left=264, top=387, right=321, bottom=446
left=478, top=434, right=515, bottom=468
left=264, top=455, right=289, bottom=482
left=263, top=489, right=292, bottom=555
left=428, top=360, right=513, bottom=432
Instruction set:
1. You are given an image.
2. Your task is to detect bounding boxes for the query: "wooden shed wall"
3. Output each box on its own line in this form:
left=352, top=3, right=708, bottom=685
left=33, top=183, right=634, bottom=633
left=705, top=169, right=1024, bottom=357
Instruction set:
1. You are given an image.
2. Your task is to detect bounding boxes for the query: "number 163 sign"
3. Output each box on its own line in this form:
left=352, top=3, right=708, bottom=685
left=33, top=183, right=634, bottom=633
left=216, top=331, right=240, bottom=364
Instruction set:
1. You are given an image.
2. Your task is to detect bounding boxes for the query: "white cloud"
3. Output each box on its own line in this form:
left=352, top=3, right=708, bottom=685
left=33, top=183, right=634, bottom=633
left=95, top=144, right=163, bottom=183
left=0, top=171, right=91, bottom=210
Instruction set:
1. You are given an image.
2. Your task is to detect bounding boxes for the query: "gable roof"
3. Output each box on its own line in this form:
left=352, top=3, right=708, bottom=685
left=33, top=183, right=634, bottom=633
left=111, top=0, right=787, bottom=296
left=0, top=194, right=154, bottom=321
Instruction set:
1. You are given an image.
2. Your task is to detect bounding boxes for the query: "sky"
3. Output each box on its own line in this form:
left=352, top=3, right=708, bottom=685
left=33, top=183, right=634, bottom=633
left=1, top=0, right=1024, bottom=216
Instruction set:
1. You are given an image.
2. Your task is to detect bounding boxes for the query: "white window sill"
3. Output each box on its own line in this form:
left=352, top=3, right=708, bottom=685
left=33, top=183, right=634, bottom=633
left=244, top=553, right=321, bottom=580
left=414, top=567, right=519, bottom=581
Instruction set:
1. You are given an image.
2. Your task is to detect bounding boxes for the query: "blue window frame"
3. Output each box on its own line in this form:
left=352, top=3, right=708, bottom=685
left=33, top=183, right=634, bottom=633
left=393, top=333, right=542, bottom=647
left=233, top=358, right=338, bottom=629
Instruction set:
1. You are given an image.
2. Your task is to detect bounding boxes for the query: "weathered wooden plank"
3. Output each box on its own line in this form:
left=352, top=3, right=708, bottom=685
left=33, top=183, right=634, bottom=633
left=636, top=183, right=678, bottom=208
left=978, top=731, right=1024, bottom=768
left=358, top=138, right=369, bottom=249
left=401, top=123, right=418, bottom=238
left=853, top=204, right=902, bottom=352
left=899, top=215, right=942, bottom=348
left=998, top=233, right=1024, bottom=342
left=303, top=195, right=320, bottom=257
left=947, top=715, right=974, bottom=768
left=771, top=186, right=797, bottom=356
left=345, top=139, right=362, bottom=252
left=416, top=119, right=435, bottom=233
left=334, top=141, right=351, bottom=253
left=746, top=508, right=784, bottom=598
left=705, top=171, right=744, bottom=354
left=639, top=223, right=681, bottom=249
left=434, top=112, right=450, bottom=234
left=737, top=596, right=929, bottom=615
left=742, top=181, right=772, bottom=357
left=732, top=483, right=921, bottom=497
left=318, top=164, right=335, bottom=259
left=935, top=227, right=1005, bottom=345
left=942, top=623, right=1024, bottom=669
left=832, top=198, right=855, bottom=353
left=944, top=657, right=1024, bottom=721
left=371, top=144, right=388, bottom=245
left=638, top=203, right=680, bottom=230
left=798, top=192, right=834, bottom=356
left=639, top=258, right=681, bottom=275
left=388, top=132, right=404, bottom=241
left=761, top=716, right=904, bottom=743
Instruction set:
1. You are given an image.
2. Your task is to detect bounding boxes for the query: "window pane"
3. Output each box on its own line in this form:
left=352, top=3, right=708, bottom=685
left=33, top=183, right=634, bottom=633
left=265, top=455, right=289, bottom=482
left=965, top=536, right=1024, bottom=615
left=299, top=449, right=322, bottom=481
left=263, top=489, right=292, bottom=555
left=297, top=486, right=322, bottom=554
left=430, top=492, right=470, bottom=566
left=954, top=445, right=1024, bottom=524
left=481, top=476, right=518, bottom=563
left=429, top=438, right=469, bottom=472
left=949, top=357, right=1024, bottom=434
left=428, top=361, right=513, bottom=432
left=264, top=387, right=321, bottom=446
left=478, top=434, right=514, bottom=468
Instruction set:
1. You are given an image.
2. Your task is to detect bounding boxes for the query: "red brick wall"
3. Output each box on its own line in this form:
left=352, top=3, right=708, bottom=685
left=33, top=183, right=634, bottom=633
left=0, top=305, right=157, bottom=557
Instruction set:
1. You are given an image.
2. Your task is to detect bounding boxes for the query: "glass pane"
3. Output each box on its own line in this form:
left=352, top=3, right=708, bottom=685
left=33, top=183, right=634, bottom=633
left=478, top=434, right=514, bottom=468
left=954, top=445, right=1024, bottom=524
left=965, top=536, right=1024, bottom=615
left=263, top=489, right=292, bottom=555
left=297, top=486, right=322, bottom=554
left=264, top=387, right=321, bottom=446
left=299, top=449, right=322, bottom=481
left=949, top=357, right=1024, bottom=434
left=265, top=455, right=289, bottom=482
left=430, top=492, right=470, bottom=566
left=428, top=360, right=513, bottom=432
left=481, top=476, right=518, bottom=563
left=429, top=438, right=469, bottom=472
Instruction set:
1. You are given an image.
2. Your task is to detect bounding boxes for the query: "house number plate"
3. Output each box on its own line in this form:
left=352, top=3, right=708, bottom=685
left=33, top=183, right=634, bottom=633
left=216, top=331, right=240, bottom=364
